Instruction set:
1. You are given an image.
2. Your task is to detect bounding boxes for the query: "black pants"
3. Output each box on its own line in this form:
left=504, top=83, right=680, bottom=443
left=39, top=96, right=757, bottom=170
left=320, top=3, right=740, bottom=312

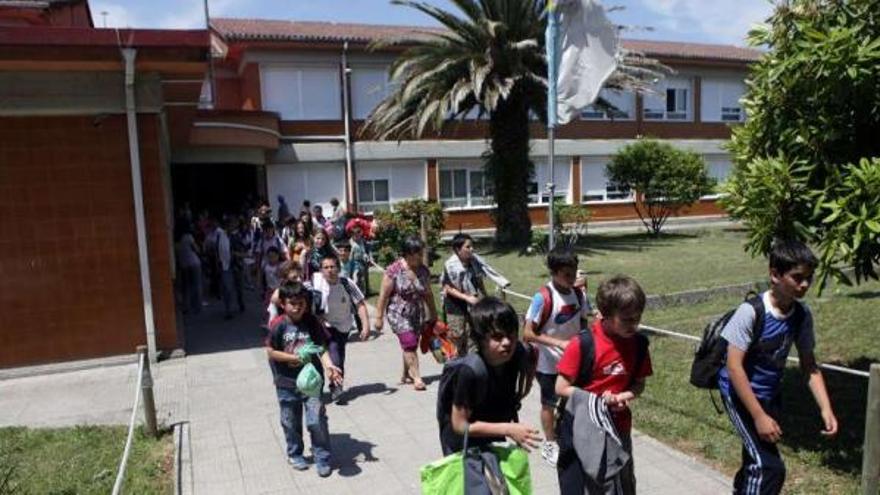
left=326, top=327, right=349, bottom=374
left=722, top=393, right=786, bottom=495
left=556, top=410, right=635, bottom=495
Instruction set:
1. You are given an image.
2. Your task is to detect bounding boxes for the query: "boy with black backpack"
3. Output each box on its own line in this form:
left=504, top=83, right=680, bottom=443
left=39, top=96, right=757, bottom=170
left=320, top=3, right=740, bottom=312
left=554, top=275, right=650, bottom=495
left=437, top=297, right=540, bottom=456
left=522, top=248, right=594, bottom=467
left=713, top=240, right=837, bottom=494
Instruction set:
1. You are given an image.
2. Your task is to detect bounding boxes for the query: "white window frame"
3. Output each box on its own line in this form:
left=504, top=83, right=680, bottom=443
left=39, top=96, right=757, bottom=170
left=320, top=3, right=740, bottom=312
left=350, top=64, right=393, bottom=120
left=643, top=77, right=693, bottom=122
left=528, top=161, right=570, bottom=206
left=438, top=162, right=495, bottom=210
left=580, top=157, right=635, bottom=203
left=357, top=178, right=390, bottom=214
left=260, top=63, right=342, bottom=121
left=581, top=89, right=636, bottom=121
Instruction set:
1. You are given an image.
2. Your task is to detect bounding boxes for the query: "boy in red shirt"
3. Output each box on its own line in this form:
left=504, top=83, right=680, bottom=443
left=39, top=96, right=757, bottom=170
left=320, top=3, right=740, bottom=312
left=554, top=275, right=651, bottom=495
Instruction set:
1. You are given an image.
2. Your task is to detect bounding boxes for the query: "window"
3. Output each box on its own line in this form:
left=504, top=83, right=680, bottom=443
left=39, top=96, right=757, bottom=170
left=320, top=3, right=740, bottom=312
left=580, top=157, right=634, bottom=202
left=643, top=77, right=692, bottom=121
left=351, top=66, right=392, bottom=120
left=357, top=179, right=390, bottom=213
left=261, top=65, right=341, bottom=120
left=581, top=89, right=635, bottom=120
left=701, top=78, right=746, bottom=123
left=438, top=165, right=495, bottom=208
left=529, top=161, right=570, bottom=205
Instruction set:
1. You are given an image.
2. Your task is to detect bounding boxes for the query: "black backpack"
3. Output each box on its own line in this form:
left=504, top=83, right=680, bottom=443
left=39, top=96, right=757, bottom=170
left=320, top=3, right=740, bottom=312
left=689, top=293, right=765, bottom=389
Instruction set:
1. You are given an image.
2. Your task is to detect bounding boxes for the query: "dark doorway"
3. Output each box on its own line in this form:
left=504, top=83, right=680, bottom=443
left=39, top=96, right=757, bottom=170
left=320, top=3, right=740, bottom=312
left=172, top=163, right=260, bottom=217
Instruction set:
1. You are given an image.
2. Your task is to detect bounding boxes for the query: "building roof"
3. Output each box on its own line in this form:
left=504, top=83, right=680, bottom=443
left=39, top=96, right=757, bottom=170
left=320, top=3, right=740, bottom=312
left=211, top=17, right=762, bottom=63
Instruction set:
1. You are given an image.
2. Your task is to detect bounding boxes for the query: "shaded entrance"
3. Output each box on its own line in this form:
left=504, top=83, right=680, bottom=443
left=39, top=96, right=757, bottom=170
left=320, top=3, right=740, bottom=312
left=172, top=162, right=261, bottom=217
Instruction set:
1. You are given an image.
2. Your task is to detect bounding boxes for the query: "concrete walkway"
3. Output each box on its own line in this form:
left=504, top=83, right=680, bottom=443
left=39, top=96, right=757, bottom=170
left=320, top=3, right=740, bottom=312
left=0, top=292, right=730, bottom=494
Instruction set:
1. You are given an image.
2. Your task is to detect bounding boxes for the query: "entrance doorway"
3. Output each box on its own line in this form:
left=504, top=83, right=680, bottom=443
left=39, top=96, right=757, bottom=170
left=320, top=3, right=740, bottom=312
left=172, top=162, right=262, bottom=218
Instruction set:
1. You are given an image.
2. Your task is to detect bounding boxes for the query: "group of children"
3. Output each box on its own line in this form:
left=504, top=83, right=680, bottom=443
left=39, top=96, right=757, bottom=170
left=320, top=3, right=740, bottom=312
left=264, top=232, right=838, bottom=494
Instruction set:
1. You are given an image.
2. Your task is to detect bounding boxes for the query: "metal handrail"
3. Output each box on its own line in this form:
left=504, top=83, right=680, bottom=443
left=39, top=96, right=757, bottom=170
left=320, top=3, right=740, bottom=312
left=500, top=286, right=871, bottom=379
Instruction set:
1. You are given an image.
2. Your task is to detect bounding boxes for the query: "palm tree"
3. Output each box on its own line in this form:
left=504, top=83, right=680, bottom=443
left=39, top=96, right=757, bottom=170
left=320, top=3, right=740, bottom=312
left=363, top=0, right=667, bottom=247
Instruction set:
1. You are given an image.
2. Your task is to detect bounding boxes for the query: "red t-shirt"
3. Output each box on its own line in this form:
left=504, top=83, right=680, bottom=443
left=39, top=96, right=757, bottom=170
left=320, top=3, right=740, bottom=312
left=556, top=320, right=652, bottom=433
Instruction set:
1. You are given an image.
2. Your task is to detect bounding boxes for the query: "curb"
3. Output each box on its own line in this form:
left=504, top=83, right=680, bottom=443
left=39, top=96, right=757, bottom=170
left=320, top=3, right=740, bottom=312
left=173, top=421, right=192, bottom=495
left=645, top=280, right=770, bottom=309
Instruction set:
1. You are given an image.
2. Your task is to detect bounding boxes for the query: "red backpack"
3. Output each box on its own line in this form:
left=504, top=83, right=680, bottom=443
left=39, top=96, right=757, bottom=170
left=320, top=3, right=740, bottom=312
left=536, top=284, right=587, bottom=333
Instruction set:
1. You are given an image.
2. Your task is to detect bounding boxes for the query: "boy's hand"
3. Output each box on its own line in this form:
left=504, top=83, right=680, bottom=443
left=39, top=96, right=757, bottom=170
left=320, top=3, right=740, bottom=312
left=374, top=316, right=384, bottom=332
left=820, top=409, right=839, bottom=437
left=359, top=328, right=370, bottom=341
left=505, top=423, right=542, bottom=451
left=756, top=414, right=783, bottom=443
left=326, top=364, right=344, bottom=386
left=602, top=391, right=635, bottom=411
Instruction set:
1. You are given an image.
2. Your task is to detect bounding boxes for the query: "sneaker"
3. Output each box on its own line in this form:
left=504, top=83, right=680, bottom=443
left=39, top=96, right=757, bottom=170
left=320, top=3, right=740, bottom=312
left=541, top=440, right=559, bottom=467
left=288, top=456, right=309, bottom=471
left=316, top=463, right=332, bottom=477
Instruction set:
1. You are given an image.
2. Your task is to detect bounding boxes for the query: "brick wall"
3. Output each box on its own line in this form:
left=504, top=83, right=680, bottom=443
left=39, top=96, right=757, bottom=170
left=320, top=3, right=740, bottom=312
left=0, top=115, right=178, bottom=368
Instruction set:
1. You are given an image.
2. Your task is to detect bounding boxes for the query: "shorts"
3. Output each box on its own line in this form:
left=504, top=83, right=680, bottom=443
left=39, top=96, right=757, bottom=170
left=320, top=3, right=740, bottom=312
left=536, top=372, right=558, bottom=407
left=445, top=312, right=477, bottom=356
left=396, top=330, right=419, bottom=352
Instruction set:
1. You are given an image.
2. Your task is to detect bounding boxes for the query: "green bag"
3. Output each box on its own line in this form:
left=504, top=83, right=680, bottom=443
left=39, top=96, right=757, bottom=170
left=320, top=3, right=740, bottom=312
left=419, top=424, right=532, bottom=495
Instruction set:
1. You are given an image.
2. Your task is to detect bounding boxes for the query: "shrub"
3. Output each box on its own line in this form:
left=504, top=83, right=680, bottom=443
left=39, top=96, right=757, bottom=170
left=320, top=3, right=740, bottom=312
left=372, top=199, right=445, bottom=267
left=607, top=139, right=715, bottom=236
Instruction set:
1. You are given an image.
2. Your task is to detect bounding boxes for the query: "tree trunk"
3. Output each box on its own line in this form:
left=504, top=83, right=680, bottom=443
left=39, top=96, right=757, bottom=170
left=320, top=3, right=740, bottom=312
left=487, top=92, right=532, bottom=248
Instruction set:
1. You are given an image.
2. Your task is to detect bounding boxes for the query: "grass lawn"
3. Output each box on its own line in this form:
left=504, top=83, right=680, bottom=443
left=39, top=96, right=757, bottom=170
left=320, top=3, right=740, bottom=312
left=633, top=279, right=880, bottom=495
left=366, top=227, right=768, bottom=312
left=0, top=425, right=173, bottom=495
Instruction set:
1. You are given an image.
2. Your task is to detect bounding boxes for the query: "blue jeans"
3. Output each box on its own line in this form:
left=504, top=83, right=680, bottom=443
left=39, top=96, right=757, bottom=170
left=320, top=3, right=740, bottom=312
left=276, top=387, right=331, bottom=465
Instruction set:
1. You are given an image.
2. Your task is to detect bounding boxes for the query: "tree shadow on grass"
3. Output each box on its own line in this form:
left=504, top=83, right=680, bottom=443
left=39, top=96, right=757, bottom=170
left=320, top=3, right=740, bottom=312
left=847, top=290, right=880, bottom=300
left=477, top=231, right=699, bottom=257
left=778, top=357, right=871, bottom=475
left=330, top=432, right=379, bottom=477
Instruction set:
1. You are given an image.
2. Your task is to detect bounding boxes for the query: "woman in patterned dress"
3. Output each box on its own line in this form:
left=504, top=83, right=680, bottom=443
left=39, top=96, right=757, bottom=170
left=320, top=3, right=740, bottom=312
left=374, top=237, right=438, bottom=390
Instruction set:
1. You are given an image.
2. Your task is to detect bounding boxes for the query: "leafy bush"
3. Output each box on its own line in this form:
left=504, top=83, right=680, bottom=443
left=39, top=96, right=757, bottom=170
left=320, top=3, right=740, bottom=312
left=372, top=199, right=445, bottom=267
left=527, top=200, right=591, bottom=255
left=724, top=0, right=880, bottom=291
left=607, top=139, right=714, bottom=236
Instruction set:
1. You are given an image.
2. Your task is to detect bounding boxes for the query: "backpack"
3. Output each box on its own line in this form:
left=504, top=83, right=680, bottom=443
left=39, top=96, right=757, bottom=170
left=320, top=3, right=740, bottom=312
left=536, top=284, right=586, bottom=333
left=689, top=293, right=806, bottom=392
left=689, top=293, right=764, bottom=390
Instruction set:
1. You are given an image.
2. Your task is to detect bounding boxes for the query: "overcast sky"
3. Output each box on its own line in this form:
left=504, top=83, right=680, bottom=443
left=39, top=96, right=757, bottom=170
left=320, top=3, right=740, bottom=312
left=91, top=0, right=776, bottom=46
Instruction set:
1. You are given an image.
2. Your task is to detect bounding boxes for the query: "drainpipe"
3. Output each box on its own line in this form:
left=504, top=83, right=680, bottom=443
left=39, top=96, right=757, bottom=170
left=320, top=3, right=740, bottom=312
left=341, top=41, right=356, bottom=210
left=122, top=47, right=158, bottom=362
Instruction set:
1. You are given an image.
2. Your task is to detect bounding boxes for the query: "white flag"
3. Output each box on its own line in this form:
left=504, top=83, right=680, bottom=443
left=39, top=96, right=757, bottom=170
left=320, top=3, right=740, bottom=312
left=554, top=0, right=619, bottom=125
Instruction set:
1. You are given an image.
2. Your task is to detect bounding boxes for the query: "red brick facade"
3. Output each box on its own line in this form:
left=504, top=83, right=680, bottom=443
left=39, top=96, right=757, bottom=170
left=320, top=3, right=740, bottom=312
left=0, top=115, right=177, bottom=367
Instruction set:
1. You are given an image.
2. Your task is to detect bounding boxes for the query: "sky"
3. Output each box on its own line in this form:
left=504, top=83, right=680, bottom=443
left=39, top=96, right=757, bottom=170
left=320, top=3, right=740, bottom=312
left=90, top=0, right=776, bottom=46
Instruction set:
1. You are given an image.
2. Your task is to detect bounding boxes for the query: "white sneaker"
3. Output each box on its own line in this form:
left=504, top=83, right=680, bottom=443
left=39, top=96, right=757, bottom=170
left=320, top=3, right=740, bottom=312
left=541, top=440, right=559, bottom=467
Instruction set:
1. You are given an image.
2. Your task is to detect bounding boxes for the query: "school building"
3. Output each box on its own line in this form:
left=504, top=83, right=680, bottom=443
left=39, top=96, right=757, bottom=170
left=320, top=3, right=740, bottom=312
left=0, top=1, right=759, bottom=368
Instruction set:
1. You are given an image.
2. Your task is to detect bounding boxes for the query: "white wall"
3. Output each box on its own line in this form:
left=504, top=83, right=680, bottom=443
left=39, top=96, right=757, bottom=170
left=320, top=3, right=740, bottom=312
left=267, top=162, right=347, bottom=214
left=357, top=160, right=426, bottom=202
left=350, top=65, right=392, bottom=119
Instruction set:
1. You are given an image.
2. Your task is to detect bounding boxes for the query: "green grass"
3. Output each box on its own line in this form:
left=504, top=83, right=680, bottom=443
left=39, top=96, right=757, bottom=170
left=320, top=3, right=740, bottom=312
left=632, top=279, right=880, bottom=495
left=0, top=425, right=173, bottom=495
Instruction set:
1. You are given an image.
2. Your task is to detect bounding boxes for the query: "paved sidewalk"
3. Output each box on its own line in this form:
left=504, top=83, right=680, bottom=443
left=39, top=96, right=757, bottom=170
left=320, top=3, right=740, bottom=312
left=0, top=295, right=730, bottom=494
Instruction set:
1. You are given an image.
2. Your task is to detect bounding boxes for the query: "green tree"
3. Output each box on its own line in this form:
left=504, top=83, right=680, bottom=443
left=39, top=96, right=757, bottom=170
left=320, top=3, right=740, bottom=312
left=372, top=199, right=445, bottom=266
left=606, top=139, right=714, bottom=236
left=363, top=0, right=665, bottom=247
left=723, top=0, right=880, bottom=290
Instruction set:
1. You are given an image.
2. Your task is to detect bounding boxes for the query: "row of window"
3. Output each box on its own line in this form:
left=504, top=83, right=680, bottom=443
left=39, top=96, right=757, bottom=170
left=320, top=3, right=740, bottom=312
left=260, top=64, right=747, bottom=123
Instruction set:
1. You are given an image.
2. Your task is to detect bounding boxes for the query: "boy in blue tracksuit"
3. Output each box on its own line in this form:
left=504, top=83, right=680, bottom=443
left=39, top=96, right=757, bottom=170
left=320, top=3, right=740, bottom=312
left=718, top=239, right=838, bottom=494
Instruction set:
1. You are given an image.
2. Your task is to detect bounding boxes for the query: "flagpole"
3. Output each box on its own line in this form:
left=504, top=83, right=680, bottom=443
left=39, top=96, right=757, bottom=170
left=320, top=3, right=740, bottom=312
left=546, top=1, right=558, bottom=251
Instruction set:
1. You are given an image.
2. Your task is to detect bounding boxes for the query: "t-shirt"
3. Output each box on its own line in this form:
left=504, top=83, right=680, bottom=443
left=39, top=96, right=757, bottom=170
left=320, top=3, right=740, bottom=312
left=717, top=291, right=815, bottom=401
left=176, top=233, right=200, bottom=268
left=316, top=276, right=365, bottom=331
left=263, top=262, right=281, bottom=291
left=525, top=283, right=592, bottom=374
left=557, top=320, right=653, bottom=433
left=440, top=344, right=526, bottom=452
left=265, top=315, right=327, bottom=390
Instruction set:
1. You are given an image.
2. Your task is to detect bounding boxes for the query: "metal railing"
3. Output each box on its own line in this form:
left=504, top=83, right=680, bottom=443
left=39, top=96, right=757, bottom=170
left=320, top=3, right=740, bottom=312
left=111, top=346, right=158, bottom=495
